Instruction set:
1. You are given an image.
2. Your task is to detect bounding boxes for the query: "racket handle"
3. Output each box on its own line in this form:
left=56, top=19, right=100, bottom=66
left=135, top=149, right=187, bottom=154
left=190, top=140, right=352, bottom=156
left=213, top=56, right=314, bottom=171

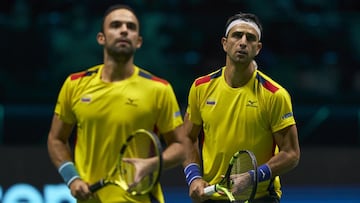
left=89, top=179, right=105, bottom=193
left=204, top=185, right=216, bottom=196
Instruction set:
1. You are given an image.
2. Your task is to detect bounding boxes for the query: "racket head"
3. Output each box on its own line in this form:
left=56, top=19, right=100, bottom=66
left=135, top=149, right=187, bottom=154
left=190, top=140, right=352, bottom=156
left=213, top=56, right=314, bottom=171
left=203, top=150, right=258, bottom=202
left=229, top=150, right=258, bottom=202
left=117, top=129, right=163, bottom=195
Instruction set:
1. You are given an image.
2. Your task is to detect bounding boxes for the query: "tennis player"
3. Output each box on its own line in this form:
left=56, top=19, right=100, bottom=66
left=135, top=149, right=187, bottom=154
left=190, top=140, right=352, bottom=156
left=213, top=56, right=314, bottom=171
left=182, top=12, right=300, bottom=203
left=47, top=4, right=185, bottom=203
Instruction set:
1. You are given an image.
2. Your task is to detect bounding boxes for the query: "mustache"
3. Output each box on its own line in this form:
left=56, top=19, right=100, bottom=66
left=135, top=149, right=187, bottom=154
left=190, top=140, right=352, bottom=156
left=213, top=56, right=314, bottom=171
left=237, top=50, right=248, bottom=54
left=115, top=38, right=132, bottom=44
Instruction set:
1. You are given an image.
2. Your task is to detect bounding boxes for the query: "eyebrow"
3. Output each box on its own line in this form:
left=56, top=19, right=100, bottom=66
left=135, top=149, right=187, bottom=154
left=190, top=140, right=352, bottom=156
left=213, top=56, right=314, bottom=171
left=231, top=31, right=258, bottom=40
left=109, top=20, right=138, bottom=29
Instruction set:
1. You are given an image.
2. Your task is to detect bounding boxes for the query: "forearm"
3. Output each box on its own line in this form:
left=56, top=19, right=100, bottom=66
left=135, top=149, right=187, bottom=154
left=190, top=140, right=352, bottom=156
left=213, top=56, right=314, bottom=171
left=47, top=135, right=81, bottom=186
left=47, top=115, right=75, bottom=168
left=181, top=115, right=204, bottom=185
left=47, top=136, right=73, bottom=168
left=267, top=149, right=300, bottom=177
left=182, top=115, right=202, bottom=167
left=182, top=140, right=201, bottom=167
left=162, top=141, right=185, bottom=169
left=267, top=125, right=300, bottom=177
left=182, top=138, right=203, bottom=186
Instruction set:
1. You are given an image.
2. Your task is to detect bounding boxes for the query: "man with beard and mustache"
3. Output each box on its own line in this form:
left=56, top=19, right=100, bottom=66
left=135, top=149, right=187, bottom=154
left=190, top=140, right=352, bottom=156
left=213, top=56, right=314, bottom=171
left=182, top=12, right=300, bottom=202
left=47, top=4, right=185, bottom=203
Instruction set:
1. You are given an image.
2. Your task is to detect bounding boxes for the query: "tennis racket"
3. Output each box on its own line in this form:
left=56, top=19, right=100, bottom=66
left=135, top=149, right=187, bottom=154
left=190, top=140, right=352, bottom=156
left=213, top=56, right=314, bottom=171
left=89, top=129, right=163, bottom=195
left=204, top=150, right=258, bottom=203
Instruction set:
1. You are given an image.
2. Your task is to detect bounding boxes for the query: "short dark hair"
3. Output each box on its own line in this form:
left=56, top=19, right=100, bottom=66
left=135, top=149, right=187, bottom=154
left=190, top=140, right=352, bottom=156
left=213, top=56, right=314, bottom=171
left=224, top=12, right=262, bottom=37
left=100, top=4, right=138, bottom=32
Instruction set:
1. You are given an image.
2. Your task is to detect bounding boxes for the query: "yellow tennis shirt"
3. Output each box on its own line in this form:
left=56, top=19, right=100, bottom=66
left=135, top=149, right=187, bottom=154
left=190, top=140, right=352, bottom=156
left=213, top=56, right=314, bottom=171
left=55, top=64, right=183, bottom=203
left=187, top=66, right=296, bottom=199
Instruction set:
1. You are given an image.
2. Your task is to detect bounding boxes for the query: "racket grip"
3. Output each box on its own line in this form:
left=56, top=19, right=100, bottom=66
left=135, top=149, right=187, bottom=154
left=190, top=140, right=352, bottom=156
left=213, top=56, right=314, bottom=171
left=89, top=179, right=105, bottom=193
left=204, top=185, right=216, bottom=196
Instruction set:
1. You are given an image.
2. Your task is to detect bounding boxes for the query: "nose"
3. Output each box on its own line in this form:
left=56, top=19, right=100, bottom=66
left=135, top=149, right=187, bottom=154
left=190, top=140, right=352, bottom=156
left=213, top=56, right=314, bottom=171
left=239, top=35, right=247, bottom=48
left=119, top=24, right=129, bottom=34
left=240, top=34, right=248, bottom=43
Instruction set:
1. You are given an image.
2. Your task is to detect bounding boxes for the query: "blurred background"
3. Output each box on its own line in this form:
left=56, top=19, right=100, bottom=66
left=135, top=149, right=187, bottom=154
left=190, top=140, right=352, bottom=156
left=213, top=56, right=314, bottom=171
left=0, top=0, right=359, bottom=202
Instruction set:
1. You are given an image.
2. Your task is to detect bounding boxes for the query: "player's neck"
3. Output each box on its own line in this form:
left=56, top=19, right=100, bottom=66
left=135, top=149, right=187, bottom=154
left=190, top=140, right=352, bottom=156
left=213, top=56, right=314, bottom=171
left=224, top=62, right=255, bottom=88
left=101, top=58, right=135, bottom=82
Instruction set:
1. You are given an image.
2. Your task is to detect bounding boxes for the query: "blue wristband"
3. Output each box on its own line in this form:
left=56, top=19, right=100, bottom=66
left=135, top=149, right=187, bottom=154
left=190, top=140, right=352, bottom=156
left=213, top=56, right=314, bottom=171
left=248, top=164, right=272, bottom=182
left=184, top=163, right=202, bottom=186
left=58, top=161, right=80, bottom=186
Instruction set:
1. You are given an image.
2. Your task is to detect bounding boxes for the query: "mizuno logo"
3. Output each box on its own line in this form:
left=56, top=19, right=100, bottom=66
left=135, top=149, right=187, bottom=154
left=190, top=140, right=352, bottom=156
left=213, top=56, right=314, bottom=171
left=246, top=100, right=258, bottom=107
left=126, top=98, right=138, bottom=107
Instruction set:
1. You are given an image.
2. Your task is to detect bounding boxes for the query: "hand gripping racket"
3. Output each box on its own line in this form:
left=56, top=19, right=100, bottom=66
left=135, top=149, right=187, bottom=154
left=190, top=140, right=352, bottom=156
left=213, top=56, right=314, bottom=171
left=89, top=129, right=163, bottom=195
left=204, top=150, right=258, bottom=202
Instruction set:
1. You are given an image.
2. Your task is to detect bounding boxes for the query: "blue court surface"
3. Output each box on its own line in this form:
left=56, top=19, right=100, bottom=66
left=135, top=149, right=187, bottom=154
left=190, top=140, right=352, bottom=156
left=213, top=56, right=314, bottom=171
left=163, top=186, right=360, bottom=203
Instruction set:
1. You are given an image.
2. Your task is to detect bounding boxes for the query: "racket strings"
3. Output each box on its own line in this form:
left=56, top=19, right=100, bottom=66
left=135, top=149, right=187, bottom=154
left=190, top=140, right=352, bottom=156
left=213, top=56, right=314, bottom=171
left=89, top=129, right=162, bottom=196
left=230, top=153, right=254, bottom=199
left=119, top=131, right=161, bottom=194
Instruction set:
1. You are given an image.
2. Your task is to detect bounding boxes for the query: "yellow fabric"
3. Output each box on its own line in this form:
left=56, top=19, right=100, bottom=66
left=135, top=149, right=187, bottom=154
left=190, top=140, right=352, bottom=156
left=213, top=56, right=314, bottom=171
left=187, top=67, right=295, bottom=199
left=55, top=65, right=183, bottom=203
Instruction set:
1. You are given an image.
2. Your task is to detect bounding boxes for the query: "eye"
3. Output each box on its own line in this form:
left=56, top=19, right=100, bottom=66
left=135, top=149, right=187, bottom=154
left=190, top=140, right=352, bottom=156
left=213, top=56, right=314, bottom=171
left=232, top=32, right=244, bottom=39
left=126, top=22, right=137, bottom=31
left=110, top=21, right=121, bottom=29
left=245, top=33, right=257, bottom=42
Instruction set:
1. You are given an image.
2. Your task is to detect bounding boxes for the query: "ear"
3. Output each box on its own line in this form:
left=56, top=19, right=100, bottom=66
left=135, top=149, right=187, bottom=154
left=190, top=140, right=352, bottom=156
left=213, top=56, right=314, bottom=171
left=221, top=37, right=227, bottom=52
left=255, top=42, right=262, bottom=56
left=97, top=32, right=105, bottom=45
left=136, top=36, right=143, bottom=49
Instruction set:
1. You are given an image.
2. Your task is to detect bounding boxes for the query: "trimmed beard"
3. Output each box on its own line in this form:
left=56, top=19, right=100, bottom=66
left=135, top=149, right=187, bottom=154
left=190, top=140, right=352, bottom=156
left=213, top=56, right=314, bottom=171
left=106, top=45, right=136, bottom=61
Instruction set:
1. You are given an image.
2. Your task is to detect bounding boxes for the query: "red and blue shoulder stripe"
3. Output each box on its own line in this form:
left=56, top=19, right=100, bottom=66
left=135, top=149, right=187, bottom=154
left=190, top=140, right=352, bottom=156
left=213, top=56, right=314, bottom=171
left=70, top=69, right=98, bottom=80
left=195, top=68, right=222, bottom=87
left=138, top=70, right=169, bottom=85
left=256, top=72, right=279, bottom=93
